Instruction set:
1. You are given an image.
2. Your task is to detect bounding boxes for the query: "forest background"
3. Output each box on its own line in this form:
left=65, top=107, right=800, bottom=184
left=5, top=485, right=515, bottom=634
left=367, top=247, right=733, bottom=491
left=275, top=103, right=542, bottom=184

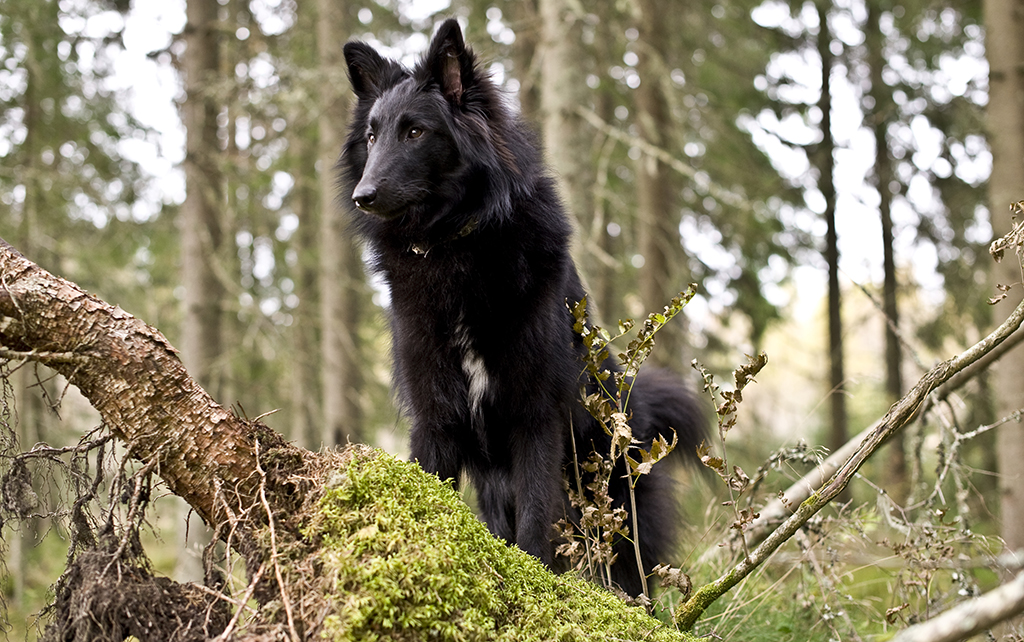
left=2, top=0, right=1023, bottom=639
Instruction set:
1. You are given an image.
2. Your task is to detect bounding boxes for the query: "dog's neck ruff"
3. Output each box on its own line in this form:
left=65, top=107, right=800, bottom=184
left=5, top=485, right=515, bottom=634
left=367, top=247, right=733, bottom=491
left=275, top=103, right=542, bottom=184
left=409, top=217, right=479, bottom=257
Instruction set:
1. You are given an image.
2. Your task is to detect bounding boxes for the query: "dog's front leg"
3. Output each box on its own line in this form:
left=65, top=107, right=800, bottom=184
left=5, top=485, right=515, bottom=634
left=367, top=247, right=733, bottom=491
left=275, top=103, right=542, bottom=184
left=409, top=422, right=463, bottom=489
left=510, top=423, right=564, bottom=566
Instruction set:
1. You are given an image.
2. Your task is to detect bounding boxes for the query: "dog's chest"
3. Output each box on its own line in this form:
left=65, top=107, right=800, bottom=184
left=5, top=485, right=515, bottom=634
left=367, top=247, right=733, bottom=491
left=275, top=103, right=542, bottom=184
left=452, top=322, right=490, bottom=416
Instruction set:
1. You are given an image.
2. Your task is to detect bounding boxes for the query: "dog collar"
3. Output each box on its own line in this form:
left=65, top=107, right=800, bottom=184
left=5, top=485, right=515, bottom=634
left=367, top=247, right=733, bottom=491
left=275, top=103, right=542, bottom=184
left=409, top=217, right=479, bottom=257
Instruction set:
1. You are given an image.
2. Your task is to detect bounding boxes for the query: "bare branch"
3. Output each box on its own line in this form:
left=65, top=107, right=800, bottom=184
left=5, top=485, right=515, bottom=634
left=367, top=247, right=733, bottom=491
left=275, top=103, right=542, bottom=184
left=890, top=571, right=1024, bottom=642
left=0, top=347, right=90, bottom=364
left=576, top=106, right=759, bottom=214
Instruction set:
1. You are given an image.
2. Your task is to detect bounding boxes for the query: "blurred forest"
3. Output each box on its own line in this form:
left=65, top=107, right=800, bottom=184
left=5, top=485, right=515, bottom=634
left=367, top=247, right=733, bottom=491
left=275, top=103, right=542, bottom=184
left=3, top=0, right=1024, bottom=639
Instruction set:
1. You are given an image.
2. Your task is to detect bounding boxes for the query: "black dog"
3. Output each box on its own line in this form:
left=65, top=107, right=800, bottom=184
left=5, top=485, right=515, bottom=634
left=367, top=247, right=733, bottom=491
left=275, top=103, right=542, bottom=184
left=341, top=19, right=704, bottom=594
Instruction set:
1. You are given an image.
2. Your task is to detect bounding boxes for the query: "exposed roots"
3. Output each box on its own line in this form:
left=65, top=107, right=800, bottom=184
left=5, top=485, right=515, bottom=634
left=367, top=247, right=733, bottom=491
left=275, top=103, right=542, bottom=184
left=42, top=529, right=232, bottom=642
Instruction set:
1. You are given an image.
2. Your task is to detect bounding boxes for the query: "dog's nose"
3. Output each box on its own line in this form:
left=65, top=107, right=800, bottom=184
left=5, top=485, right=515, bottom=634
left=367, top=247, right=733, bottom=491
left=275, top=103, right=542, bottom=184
left=352, top=185, right=377, bottom=210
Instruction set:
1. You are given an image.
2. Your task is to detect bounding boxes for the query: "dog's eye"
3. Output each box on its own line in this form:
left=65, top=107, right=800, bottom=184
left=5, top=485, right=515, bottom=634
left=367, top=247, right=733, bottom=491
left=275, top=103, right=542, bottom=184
left=408, top=127, right=423, bottom=139
left=367, top=133, right=376, bottom=146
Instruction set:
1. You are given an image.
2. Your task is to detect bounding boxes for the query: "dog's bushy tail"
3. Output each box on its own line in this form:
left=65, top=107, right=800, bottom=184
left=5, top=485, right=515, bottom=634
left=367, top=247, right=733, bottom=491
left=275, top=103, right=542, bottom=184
left=626, top=367, right=707, bottom=462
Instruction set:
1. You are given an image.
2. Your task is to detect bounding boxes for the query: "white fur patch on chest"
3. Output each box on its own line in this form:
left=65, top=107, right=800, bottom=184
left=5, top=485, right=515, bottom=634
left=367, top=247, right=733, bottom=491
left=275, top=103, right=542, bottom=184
left=454, top=323, right=490, bottom=416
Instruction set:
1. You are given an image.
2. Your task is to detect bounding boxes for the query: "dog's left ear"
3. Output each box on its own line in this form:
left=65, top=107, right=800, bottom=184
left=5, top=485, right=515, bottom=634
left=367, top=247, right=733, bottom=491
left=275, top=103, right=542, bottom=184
left=427, top=19, right=472, bottom=106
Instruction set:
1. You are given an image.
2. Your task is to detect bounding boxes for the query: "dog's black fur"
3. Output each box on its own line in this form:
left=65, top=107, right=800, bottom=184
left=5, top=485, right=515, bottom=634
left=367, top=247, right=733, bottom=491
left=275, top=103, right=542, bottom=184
left=341, top=19, right=705, bottom=595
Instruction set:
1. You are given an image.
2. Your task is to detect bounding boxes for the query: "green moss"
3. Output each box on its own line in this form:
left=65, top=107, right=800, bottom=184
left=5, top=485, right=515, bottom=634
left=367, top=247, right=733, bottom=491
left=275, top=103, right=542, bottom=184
left=304, top=447, right=696, bottom=642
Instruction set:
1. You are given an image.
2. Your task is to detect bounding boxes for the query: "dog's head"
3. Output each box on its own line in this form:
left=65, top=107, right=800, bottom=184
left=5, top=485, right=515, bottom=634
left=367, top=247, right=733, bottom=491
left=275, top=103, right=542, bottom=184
left=342, top=20, right=522, bottom=226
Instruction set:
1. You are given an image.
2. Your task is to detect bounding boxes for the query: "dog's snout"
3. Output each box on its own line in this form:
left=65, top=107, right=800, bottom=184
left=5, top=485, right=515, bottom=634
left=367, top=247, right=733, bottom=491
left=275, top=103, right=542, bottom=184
left=352, top=184, right=378, bottom=210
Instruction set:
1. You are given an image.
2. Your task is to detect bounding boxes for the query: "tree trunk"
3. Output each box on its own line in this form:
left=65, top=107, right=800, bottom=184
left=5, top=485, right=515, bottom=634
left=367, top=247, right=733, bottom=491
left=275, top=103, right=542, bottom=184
left=635, top=0, right=684, bottom=366
left=284, top=1, right=324, bottom=451
left=538, top=0, right=595, bottom=283
left=180, top=0, right=225, bottom=401
left=11, top=8, right=44, bottom=607
left=508, top=0, right=541, bottom=124
left=816, top=1, right=848, bottom=455
left=0, top=240, right=302, bottom=530
left=866, top=0, right=906, bottom=500
left=317, top=0, right=364, bottom=446
left=984, top=0, right=1024, bottom=554
left=592, top=3, right=624, bottom=325
left=289, top=127, right=323, bottom=450
left=0, top=236, right=305, bottom=636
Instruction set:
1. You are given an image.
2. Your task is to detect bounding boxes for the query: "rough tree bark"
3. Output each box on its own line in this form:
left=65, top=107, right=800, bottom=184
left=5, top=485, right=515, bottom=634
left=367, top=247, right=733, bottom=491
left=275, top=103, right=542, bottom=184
left=0, top=240, right=302, bottom=530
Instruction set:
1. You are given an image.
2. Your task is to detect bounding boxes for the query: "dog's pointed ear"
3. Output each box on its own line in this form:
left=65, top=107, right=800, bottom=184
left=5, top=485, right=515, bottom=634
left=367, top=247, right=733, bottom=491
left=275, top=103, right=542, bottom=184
left=344, top=41, right=402, bottom=99
left=427, top=19, right=471, bottom=106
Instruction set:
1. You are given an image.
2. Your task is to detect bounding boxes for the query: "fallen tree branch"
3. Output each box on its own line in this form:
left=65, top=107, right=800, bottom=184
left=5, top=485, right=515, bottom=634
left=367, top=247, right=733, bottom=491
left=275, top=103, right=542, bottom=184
left=675, top=293, right=1024, bottom=630
left=0, top=238, right=309, bottom=532
left=890, top=571, right=1024, bottom=642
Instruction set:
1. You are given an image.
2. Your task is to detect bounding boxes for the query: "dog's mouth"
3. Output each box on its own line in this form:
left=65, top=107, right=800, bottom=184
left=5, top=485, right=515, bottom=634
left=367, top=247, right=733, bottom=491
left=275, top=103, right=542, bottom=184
left=354, top=200, right=407, bottom=220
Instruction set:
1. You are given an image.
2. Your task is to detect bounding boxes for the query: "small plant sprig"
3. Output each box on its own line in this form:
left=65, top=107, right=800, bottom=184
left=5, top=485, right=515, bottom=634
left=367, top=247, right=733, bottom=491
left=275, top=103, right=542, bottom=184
left=572, top=287, right=697, bottom=411
left=988, top=200, right=1024, bottom=304
left=692, top=351, right=768, bottom=552
left=557, top=451, right=628, bottom=589
left=559, top=286, right=696, bottom=601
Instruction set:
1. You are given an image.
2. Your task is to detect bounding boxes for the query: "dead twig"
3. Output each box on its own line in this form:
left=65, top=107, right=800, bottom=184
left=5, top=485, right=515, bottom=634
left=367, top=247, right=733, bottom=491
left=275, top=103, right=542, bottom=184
left=212, top=561, right=267, bottom=642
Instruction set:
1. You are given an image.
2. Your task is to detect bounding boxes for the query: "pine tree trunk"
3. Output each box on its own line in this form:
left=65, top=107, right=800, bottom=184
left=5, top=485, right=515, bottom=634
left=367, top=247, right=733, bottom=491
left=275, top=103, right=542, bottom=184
left=984, top=0, right=1024, bottom=554
left=816, top=1, right=847, bottom=454
left=866, top=0, right=906, bottom=500
left=635, top=0, right=684, bottom=366
left=180, top=0, right=224, bottom=399
left=290, top=127, right=323, bottom=450
left=592, top=4, right=623, bottom=325
left=11, top=13, right=43, bottom=607
left=283, top=0, right=325, bottom=451
left=538, top=0, right=594, bottom=283
left=317, top=0, right=364, bottom=445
